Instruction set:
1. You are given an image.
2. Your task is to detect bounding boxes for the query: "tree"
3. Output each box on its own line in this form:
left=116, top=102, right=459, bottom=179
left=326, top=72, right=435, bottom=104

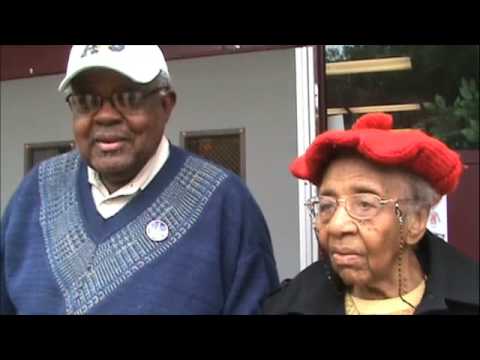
left=421, top=78, right=479, bottom=149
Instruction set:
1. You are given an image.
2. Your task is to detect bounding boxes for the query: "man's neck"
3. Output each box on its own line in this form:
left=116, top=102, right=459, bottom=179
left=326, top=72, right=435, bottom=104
left=100, top=174, right=136, bottom=194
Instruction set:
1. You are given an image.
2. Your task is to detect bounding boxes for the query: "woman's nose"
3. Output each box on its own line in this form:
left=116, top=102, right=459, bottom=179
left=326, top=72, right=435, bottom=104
left=327, top=203, right=357, bottom=235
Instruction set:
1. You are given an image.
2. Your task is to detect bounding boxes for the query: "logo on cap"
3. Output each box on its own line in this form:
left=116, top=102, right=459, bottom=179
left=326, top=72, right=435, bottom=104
left=81, top=45, right=126, bottom=58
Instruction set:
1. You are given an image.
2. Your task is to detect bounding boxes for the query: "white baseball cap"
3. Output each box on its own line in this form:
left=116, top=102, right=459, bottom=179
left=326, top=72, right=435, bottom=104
left=58, top=45, right=170, bottom=93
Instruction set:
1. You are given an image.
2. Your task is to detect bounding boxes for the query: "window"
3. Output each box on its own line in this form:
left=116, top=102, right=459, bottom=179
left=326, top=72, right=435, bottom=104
left=325, top=45, right=479, bottom=149
left=24, top=141, right=75, bottom=175
left=180, top=128, right=246, bottom=179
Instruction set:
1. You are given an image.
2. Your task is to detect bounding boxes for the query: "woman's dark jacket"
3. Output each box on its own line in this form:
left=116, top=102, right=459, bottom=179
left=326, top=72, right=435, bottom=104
left=263, top=231, right=479, bottom=314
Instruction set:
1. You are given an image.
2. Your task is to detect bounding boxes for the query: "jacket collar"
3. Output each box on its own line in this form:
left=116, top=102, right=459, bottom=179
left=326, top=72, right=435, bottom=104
left=415, top=231, right=479, bottom=313
left=283, top=232, right=478, bottom=314
left=283, top=261, right=346, bottom=315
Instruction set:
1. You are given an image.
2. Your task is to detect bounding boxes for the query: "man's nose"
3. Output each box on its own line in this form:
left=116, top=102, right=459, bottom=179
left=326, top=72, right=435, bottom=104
left=93, top=98, right=122, bottom=124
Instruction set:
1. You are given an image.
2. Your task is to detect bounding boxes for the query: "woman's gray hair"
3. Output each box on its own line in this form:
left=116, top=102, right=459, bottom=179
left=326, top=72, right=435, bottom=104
left=401, top=170, right=441, bottom=214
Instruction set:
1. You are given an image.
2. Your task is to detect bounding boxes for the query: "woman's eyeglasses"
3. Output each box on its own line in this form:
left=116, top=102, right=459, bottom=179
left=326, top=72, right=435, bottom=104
left=305, top=194, right=400, bottom=222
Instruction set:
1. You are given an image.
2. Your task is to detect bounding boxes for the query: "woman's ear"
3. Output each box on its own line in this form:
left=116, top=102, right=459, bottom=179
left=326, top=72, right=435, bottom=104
left=406, top=207, right=430, bottom=246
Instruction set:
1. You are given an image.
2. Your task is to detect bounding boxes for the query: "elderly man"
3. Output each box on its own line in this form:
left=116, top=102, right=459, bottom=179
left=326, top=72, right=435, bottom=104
left=1, top=45, right=279, bottom=315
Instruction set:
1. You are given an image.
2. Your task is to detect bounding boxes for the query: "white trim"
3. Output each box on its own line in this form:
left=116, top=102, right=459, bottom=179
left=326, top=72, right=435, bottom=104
left=295, top=47, right=319, bottom=271
left=427, top=195, right=449, bottom=243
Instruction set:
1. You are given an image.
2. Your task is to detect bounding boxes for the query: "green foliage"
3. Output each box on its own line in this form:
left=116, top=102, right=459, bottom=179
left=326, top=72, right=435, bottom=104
left=422, top=78, right=479, bottom=149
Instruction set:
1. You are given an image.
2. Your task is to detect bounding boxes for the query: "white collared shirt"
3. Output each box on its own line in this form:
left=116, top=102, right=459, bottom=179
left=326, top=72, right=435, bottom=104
left=87, top=136, right=170, bottom=219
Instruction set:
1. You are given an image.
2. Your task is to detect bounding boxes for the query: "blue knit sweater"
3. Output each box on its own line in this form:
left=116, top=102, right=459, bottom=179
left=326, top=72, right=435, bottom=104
left=1, top=145, right=279, bottom=314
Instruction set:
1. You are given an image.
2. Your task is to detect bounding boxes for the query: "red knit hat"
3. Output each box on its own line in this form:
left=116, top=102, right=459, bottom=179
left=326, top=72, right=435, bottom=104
left=290, top=113, right=464, bottom=195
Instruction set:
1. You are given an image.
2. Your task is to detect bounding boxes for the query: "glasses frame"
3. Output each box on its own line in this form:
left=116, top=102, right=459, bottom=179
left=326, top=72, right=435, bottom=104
left=66, top=87, right=168, bottom=117
left=304, top=194, right=400, bottom=222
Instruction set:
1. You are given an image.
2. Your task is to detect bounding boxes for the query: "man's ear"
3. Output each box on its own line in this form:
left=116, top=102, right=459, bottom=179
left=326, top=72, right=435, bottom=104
left=406, top=207, right=430, bottom=246
left=161, top=90, right=177, bottom=116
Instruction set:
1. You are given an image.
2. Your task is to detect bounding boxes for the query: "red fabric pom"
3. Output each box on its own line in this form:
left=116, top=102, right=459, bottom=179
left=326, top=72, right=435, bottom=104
left=352, top=113, right=393, bottom=130
left=290, top=113, right=463, bottom=195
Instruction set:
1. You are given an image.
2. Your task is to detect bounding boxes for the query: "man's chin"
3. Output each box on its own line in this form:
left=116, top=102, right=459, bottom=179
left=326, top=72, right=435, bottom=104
left=90, top=159, right=133, bottom=178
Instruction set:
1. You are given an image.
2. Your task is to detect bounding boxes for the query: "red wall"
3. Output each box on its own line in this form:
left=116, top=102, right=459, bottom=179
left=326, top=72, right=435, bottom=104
left=1, top=45, right=71, bottom=81
left=448, top=150, right=479, bottom=261
left=0, top=45, right=296, bottom=81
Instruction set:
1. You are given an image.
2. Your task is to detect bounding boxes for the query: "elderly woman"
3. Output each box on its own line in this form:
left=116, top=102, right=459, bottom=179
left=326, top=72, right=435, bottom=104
left=264, top=113, right=479, bottom=315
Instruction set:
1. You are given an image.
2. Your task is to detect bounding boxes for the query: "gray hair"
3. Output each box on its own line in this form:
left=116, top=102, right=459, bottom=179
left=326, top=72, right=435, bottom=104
left=151, top=70, right=172, bottom=90
left=399, top=170, right=441, bottom=220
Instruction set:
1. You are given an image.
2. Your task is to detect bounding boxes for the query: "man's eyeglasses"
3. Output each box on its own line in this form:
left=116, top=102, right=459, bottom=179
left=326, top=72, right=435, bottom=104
left=66, top=88, right=167, bottom=116
left=305, top=194, right=401, bottom=222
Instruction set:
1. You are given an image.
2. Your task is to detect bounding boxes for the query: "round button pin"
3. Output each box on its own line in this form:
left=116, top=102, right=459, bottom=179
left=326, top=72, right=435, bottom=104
left=146, top=219, right=169, bottom=242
